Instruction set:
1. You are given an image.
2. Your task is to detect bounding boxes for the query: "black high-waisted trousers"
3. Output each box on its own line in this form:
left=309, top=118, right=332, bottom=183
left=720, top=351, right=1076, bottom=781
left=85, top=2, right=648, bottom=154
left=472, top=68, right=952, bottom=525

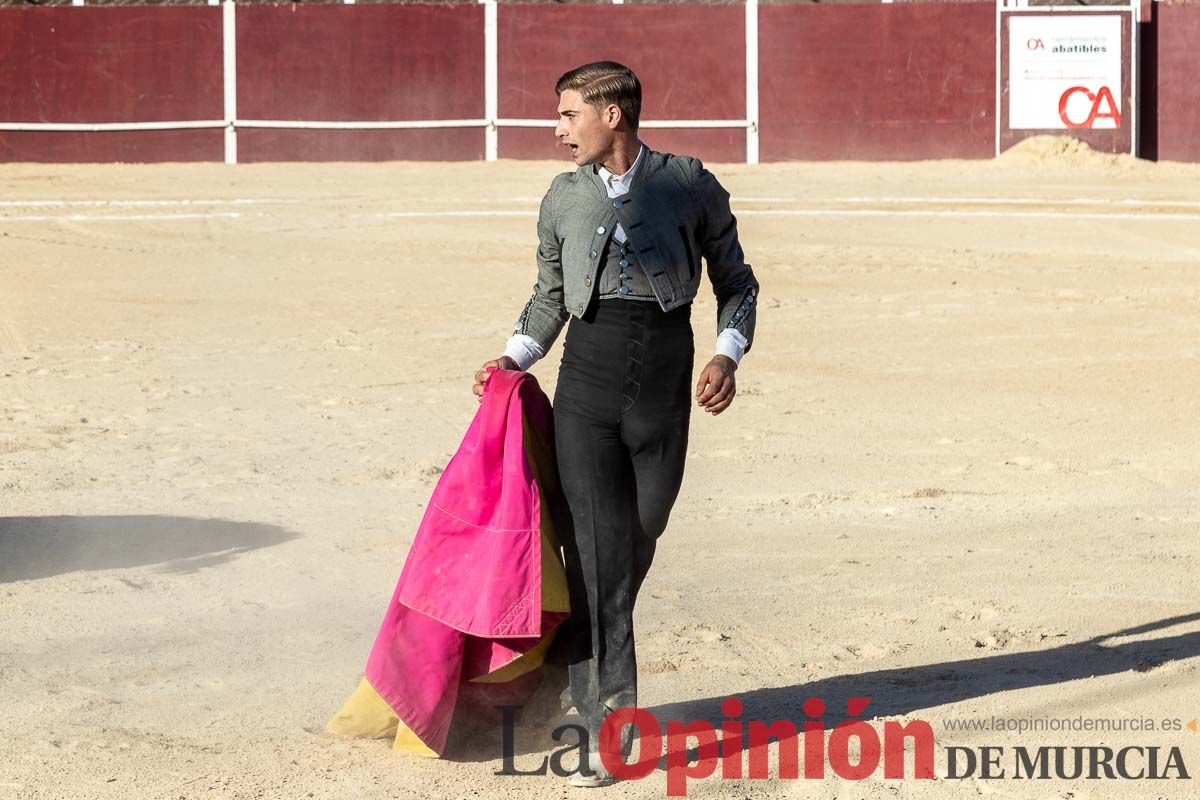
left=552, top=298, right=695, bottom=744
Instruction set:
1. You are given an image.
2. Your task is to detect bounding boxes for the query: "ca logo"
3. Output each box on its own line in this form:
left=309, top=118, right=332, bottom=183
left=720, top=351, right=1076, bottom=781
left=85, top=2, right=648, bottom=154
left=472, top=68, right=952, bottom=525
left=1057, top=86, right=1121, bottom=128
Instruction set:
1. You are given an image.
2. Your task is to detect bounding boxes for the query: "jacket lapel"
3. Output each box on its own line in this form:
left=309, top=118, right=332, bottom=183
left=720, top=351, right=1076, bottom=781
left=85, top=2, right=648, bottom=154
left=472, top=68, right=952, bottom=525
left=585, top=163, right=607, bottom=198
left=627, top=144, right=656, bottom=192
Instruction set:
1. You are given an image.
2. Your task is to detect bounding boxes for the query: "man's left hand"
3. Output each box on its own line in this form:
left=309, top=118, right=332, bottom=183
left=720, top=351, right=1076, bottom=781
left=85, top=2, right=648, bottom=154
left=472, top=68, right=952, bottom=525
left=695, top=355, right=737, bottom=415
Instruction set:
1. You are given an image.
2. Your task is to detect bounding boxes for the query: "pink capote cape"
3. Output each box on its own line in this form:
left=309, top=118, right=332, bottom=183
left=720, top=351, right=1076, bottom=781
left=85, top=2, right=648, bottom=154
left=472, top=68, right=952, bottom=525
left=327, top=368, right=570, bottom=756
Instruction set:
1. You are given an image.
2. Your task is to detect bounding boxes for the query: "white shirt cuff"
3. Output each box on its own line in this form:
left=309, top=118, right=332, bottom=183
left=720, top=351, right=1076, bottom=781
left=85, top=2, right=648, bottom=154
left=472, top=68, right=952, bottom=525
left=503, top=333, right=546, bottom=372
left=715, top=328, right=748, bottom=365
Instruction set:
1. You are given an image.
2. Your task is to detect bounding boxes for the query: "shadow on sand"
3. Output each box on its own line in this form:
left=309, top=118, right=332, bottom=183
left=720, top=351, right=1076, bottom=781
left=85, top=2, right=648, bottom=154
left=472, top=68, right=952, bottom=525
left=0, top=514, right=299, bottom=581
left=646, top=613, right=1200, bottom=730
left=447, top=614, right=1200, bottom=768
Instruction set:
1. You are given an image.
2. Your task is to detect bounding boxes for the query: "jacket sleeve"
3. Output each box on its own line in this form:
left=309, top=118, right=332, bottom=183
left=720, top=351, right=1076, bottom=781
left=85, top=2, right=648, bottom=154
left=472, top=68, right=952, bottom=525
left=512, top=181, right=570, bottom=354
left=690, top=159, right=759, bottom=355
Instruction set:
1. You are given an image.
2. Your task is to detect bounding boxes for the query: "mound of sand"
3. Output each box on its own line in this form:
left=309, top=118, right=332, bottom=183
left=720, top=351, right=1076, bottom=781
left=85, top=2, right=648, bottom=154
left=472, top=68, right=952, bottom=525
left=997, top=134, right=1142, bottom=172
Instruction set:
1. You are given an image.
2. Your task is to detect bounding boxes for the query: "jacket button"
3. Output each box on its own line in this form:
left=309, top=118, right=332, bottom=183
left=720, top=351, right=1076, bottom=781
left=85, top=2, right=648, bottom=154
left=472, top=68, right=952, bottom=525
left=613, top=200, right=623, bottom=209
left=584, top=277, right=592, bottom=286
left=596, top=226, right=606, bottom=235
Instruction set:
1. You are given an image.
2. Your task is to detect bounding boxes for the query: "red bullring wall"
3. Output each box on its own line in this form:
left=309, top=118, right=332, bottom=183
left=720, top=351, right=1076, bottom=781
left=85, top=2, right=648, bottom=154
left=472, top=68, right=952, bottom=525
left=759, top=4, right=996, bottom=161
left=1151, top=3, right=1200, bottom=163
left=1, top=3, right=1198, bottom=164
left=0, top=7, right=223, bottom=162
left=235, top=5, right=485, bottom=162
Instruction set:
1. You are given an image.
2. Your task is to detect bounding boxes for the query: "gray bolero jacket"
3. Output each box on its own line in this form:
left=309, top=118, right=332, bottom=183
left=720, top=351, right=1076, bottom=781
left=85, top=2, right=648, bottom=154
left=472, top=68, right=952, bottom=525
left=513, top=147, right=759, bottom=355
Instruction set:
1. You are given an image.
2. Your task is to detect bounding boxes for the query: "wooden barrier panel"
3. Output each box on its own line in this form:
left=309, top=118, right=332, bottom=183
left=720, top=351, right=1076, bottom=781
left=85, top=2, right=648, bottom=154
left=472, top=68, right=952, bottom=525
left=497, top=4, right=747, bottom=163
left=1153, top=4, right=1200, bottom=163
left=0, top=7, right=223, bottom=162
left=759, top=3, right=995, bottom=161
left=235, top=5, right=484, bottom=162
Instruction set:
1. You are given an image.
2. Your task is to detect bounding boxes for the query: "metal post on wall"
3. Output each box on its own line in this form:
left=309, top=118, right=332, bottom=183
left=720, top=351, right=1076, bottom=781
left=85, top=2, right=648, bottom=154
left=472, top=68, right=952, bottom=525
left=482, top=0, right=498, bottom=161
left=994, top=0, right=1001, bottom=157
left=745, top=0, right=759, bottom=164
left=1131, top=0, right=1139, bottom=157
left=223, top=0, right=238, bottom=164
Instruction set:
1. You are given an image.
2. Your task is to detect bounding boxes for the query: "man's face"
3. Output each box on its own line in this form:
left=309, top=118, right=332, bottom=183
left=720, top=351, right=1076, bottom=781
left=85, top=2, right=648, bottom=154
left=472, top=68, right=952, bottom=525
left=555, top=89, right=616, bottom=166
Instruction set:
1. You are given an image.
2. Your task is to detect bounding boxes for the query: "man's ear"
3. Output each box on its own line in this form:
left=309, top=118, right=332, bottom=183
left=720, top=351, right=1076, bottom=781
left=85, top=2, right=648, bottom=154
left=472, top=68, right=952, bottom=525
left=605, top=104, right=622, bottom=130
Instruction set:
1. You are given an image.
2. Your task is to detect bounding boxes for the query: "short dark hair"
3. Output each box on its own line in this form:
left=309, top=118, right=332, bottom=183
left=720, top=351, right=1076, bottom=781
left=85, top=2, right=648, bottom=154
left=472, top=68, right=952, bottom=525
left=555, top=61, right=642, bottom=131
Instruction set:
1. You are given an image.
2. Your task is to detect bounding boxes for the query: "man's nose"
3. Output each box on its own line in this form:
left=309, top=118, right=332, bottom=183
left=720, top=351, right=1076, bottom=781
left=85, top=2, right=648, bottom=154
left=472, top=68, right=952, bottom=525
left=554, top=120, right=567, bottom=139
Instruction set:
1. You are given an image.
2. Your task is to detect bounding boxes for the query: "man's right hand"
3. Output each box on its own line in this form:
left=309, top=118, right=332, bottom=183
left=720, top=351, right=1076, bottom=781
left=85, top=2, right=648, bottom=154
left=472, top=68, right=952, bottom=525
left=472, top=356, right=519, bottom=401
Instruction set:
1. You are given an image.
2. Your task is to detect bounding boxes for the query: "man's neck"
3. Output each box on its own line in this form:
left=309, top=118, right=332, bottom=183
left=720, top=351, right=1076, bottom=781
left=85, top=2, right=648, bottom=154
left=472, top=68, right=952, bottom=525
left=597, top=138, right=643, bottom=178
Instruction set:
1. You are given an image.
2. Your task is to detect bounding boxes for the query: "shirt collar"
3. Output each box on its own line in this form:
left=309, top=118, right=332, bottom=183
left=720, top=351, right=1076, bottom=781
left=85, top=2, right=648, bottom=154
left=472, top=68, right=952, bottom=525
left=596, top=143, right=646, bottom=192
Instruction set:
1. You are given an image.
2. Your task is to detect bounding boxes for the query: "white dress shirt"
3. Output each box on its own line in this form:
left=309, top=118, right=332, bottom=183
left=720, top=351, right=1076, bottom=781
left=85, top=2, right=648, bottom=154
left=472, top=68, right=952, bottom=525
left=504, top=143, right=748, bottom=371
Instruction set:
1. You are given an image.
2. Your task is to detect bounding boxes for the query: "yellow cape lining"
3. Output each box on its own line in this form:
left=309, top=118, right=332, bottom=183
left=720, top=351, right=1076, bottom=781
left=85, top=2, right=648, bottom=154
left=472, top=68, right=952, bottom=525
left=326, top=412, right=569, bottom=756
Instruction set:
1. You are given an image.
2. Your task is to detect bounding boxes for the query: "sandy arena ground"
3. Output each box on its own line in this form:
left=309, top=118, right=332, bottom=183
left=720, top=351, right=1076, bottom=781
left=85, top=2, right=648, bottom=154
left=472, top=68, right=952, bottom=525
left=2, top=140, right=1199, bottom=799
